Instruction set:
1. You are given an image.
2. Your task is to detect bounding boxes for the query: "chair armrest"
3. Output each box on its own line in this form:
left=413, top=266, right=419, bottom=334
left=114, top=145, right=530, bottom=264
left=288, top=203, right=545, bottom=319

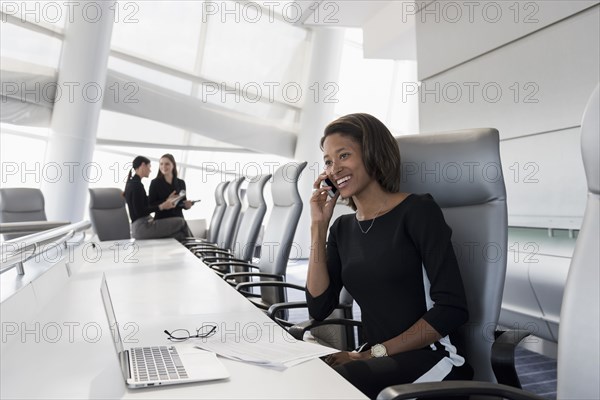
left=267, top=300, right=308, bottom=320
left=376, top=381, right=546, bottom=400
left=211, top=269, right=225, bottom=278
left=234, top=278, right=303, bottom=298
left=190, top=245, right=219, bottom=253
left=267, top=300, right=353, bottom=319
left=224, top=272, right=285, bottom=282
left=492, top=329, right=532, bottom=388
left=208, top=261, right=257, bottom=270
left=194, top=247, right=233, bottom=260
left=203, top=255, right=238, bottom=264
left=187, top=241, right=216, bottom=249
left=196, top=248, right=232, bottom=257
left=288, top=318, right=363, bottom=341
left=208, top=262, right=257, bottom=275
left=266, top=301, right=310, bottom=327
left=182, top=238, right=207, bottom=245
left=235, top=279, right=303, bottom=290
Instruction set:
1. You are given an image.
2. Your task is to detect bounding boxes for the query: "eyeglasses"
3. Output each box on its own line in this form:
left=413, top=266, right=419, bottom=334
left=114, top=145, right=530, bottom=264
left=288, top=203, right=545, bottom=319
left=163, top=325, right=217, bottom=341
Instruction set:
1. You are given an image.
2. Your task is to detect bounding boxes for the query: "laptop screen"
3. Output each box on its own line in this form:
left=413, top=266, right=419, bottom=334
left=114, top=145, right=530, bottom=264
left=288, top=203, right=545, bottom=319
left=100, top=274, right=129, bottom=381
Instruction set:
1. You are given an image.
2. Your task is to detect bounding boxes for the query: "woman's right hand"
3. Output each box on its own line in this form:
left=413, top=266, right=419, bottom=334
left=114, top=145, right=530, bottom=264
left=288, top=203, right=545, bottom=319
left=310, top=173, right=339, bottom=227
left=159, top=191, right=178, bottom=210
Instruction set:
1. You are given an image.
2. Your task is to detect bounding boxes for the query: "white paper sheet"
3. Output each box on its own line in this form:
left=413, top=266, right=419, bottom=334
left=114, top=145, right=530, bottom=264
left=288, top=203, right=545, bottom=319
left=193, top=329, right=337, bottom=370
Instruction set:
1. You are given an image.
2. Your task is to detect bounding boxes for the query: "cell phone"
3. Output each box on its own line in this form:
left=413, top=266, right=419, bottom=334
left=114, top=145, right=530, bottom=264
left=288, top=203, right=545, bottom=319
left=322, top=177, right=337, bottom=198
left=189, top=200, right=201, bottom=204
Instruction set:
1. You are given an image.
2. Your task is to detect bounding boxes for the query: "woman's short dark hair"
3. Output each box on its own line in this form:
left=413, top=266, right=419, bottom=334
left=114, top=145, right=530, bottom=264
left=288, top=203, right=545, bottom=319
left=156, top=153, right=178, bottom=180
left=321, top=113, right=401, bottom=210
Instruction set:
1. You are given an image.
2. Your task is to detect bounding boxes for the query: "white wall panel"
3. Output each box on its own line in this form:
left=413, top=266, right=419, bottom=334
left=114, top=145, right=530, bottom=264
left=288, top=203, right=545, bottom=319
left=416, top=1, right=598, bottom=79
left=417, top=5, right=599, bottom=139
left=500, top=128, right=586, bottom=228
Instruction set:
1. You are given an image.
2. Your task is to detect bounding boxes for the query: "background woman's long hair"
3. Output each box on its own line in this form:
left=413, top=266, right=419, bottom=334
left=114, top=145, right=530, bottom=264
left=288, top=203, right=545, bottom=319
left=155, top=153, right=178, bottom=181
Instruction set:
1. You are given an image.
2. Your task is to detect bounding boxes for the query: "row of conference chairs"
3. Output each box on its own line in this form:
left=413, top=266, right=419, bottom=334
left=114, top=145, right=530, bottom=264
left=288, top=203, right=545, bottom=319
left=182, top=161, right=308, bottom=320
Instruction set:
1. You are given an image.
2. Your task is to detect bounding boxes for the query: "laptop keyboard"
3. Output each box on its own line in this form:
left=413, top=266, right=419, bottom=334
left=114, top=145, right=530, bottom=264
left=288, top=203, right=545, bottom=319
left=131, top=346, right=189, bottom=382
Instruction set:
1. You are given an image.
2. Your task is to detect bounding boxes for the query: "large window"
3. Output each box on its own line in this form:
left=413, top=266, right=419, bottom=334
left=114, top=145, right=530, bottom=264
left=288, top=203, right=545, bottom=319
left=0, top=22, right=62, bottom=69
left=0, top=125, right=48, bottom=188
left=201, top=16, right=309, bottom=102
left=108, top=57, right=194, bottom=95
left=335, top=29, right=419, bottom=135
left=110, top=1, right=206, bottom=73
left=1, top=1, right=314, bottom=227
left=97, top=110, right=187, bottom=146
left=108, top=0, right=310, bottom=128
left=181, top=149, right=291, bottom=221
left=1, top=0, right=67, bottom=31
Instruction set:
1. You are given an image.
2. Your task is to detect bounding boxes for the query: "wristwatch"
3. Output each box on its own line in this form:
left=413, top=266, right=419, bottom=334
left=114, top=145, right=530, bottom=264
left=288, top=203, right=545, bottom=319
left=370, top=343, right=388, bottom=358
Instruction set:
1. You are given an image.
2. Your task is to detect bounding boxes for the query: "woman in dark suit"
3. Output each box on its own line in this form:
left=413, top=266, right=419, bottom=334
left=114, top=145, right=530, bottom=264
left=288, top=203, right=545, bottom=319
left=149, top=154, right=194, bottom=233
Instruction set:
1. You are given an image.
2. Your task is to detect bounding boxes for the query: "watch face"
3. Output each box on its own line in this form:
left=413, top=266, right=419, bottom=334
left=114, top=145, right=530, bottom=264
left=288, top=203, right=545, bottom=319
left=371, top=344, right=387, bottom=357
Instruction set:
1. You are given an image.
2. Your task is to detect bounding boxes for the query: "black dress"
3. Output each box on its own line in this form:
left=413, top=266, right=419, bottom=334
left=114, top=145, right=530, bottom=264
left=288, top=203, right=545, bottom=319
left=124, top=175, right=159, bottom=223
left=306, top=194, right=472, bottom=399
left=149, top=177, right=187, bottom=219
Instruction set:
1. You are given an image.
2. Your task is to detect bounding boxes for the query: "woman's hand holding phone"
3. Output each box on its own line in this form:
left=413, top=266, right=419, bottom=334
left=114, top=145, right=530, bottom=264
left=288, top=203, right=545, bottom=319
left=310, top=173, right=339, bottom=228
left=322, top=177, right=338, bottom=198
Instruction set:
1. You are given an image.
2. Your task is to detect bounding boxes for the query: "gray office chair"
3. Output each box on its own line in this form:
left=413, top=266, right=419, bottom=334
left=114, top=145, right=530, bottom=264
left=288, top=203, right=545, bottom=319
left=377, top=86, right=600, bottom=400
left=219, top=162, right=307, bottom=313
left=289, top=129, right=508, bottom=385
left=0, top=188, right=48, bottom=240
left=190, top=177, right=244, bottom=254
left=88, top=188, right=131, bottom=241
left=202, top=174, right=271, bottom=265
left=183, top=181, right=228, bottom=246
left=556, top=84, right=599, bottom=399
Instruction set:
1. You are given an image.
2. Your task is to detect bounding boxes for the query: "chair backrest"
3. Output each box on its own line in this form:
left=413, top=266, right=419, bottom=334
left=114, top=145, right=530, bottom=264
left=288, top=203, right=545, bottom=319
left=557, top=85, right=599, bottom=399
left=231, top=174, right=271, bottom=261
left=258, top=161, right=307, bottom=305
left=397, top=128, right=507, bottom=382
left=88, top=188, right=131, bottom=241
left=0, top=188, right=47, bottom=240
left=207, top=181, right=228, bottom=243
left=215, top=177, right=244, bottom=249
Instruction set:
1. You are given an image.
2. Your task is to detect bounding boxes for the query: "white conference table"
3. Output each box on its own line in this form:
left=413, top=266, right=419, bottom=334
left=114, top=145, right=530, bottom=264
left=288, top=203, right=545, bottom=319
left=0, top=239, right=366, bottom=399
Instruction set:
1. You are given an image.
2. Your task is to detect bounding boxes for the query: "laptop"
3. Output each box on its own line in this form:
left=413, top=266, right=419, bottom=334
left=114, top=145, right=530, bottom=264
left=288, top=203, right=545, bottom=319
left=100, top=274, right=229, bottom=388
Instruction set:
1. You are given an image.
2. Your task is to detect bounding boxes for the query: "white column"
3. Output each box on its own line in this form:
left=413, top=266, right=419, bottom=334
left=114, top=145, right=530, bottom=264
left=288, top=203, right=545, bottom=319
left=42, top=0, right=114, bottom=222
left=293, top=28, right=345, bottom=259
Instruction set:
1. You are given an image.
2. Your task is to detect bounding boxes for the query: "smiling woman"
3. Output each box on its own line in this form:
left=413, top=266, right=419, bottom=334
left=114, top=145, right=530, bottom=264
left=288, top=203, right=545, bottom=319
left=149, top=153, right=194, bottom=221
left=123, top=155, right=189, bottom=241
left=306, top=113, right=472, bottom=399
left=320, top=114, right=401, bottom=211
